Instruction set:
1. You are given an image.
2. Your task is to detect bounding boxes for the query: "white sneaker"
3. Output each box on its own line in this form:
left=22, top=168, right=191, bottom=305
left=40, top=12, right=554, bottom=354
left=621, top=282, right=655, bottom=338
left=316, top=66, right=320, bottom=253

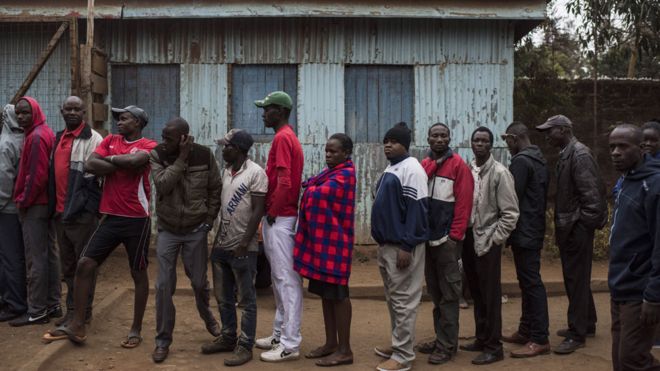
left=255, top=335, right=280, bottom=350
left=259, top=343, right=300, bottom=362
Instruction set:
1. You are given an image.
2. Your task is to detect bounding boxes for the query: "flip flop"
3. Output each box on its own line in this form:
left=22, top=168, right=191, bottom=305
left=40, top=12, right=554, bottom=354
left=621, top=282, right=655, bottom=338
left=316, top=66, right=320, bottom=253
left=120, top=332, right=143, bottom=349
left=305, top=347, right=337, bottom=359
left=58, top=325, right=87, bottom=345
left=42, top=328, right=69, bottom=344
left=315, top=357, right=354, bottom=367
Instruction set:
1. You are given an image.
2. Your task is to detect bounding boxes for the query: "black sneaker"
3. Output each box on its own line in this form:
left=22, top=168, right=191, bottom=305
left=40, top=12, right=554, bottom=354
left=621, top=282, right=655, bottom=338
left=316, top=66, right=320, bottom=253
left=553, top=338, right=585, bottom=355
left=9, top=311, right=49, bottom=327
left=48, top=306, right=63, bottom=319
left=201, top=336, right=237, bottom=354
left=0, top=309, right=22, bottom=322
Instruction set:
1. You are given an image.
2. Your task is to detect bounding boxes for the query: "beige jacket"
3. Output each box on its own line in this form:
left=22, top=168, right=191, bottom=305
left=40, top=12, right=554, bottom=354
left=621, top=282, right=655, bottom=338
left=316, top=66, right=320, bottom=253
left=470, top=154, right=519, bottom=256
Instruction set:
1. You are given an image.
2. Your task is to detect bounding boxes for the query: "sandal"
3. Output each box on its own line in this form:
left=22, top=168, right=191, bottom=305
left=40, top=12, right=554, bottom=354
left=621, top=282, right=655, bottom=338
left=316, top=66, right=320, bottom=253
left=42, top=328, right=69, bottom=344
left=305, top=346, right=337, bottom=359
left=120, top=331, right=143, bottom=349
left=58, top=325, right=87, bottom=345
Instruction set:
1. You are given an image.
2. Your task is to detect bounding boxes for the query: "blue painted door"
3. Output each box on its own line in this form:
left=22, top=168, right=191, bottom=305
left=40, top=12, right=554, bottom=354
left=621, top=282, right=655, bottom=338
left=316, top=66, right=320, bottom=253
left=231, top=64, right=297, bottom=139
left=344, top=66, right=414, bottom=142
left=110, top=64, right=180, bottom=141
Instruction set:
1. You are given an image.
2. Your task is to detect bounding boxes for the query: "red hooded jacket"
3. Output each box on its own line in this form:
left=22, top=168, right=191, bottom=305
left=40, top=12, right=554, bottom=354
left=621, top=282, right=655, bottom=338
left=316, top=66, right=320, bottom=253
left=13, top=97, right=55, bottom=209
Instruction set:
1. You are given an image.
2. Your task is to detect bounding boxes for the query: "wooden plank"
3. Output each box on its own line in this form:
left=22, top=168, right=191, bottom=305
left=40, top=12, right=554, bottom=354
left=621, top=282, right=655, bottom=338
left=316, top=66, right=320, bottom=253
left=69, top=18, right=80, bottom=96
left=10, top=22, right=69, bottom=104
left=92, top=103, right=108, bottom=122
left=91, top=73, right=108, bottom=95
left=91, top=51, right=107, bottom=77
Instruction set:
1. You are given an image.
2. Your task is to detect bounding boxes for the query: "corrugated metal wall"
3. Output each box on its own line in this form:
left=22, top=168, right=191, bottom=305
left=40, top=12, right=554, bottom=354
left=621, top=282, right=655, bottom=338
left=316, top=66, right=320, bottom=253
left=0, top=22, right=70, bottom=132
left=102, top=17, right=514, bottom=243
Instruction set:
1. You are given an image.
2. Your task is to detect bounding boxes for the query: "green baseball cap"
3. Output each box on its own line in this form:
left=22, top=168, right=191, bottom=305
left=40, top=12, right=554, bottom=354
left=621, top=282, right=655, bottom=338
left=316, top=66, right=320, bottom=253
left=254, top=91, right=293, bottom=110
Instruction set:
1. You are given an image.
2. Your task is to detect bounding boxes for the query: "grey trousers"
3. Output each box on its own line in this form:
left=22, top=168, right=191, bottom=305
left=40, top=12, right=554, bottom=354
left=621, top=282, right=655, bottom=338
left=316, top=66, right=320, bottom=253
left=378, top=243, right=426, bottom=365
left=155, top=228, right=218, bottom=347
left=55, top=213, right=98, bottom=315
left=21, top=205, right=61, bottom=315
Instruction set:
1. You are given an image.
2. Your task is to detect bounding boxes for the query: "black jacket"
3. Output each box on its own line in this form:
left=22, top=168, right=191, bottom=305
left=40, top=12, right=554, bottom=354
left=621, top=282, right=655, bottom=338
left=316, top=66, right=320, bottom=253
left=554, top=138, right=608, bottom=244
left=609, top=157, right=660, bottom=302
left=508, top=145, right=549, bottom=248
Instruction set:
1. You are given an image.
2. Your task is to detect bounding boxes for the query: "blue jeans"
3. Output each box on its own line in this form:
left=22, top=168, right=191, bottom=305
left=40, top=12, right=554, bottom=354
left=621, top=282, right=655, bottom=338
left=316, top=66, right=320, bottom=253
left=212, top=248, right=257, bottom=349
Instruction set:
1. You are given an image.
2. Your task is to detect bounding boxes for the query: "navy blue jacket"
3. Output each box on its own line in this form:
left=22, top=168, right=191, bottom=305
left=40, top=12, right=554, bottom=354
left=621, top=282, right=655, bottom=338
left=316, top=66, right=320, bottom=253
left=371, top=155, right=429, bottom=252
left=609, top=157, right=660, bottom=302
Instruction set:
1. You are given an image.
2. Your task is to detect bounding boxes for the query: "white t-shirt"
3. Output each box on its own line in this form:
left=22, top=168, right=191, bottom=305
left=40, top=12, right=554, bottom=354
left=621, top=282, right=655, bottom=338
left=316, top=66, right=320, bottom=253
left=215, top=159, right=268, bottom=252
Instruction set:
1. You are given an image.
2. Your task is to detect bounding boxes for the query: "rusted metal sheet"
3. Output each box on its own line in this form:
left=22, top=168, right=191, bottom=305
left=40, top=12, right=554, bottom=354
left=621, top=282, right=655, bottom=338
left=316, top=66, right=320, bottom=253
left=0, top=22, right=70, bottom=132
left=297, top=64, right=345, bottom=144
left=0, top=1, right=546, bottom=20
left=180, top=64, right=229, bottom=146
left=413, top=61, right=513, bottom=149
left=100, top=18, right=515, bottom=65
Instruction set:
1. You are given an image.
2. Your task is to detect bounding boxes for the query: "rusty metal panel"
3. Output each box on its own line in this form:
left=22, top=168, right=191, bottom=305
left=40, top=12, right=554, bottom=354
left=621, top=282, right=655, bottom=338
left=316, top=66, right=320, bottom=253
left=0, top=22, right=70, bottom=132
left=297, top=64, right=345, bottom=144
left=414, top=63, right=513, bottom=149
left=180, top=64, right=228, bottom=146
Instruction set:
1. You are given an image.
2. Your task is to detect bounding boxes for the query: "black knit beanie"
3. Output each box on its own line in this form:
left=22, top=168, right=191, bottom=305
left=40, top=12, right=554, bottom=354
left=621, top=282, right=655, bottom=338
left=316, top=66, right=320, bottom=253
left=384, top=122, right=412, bottom=150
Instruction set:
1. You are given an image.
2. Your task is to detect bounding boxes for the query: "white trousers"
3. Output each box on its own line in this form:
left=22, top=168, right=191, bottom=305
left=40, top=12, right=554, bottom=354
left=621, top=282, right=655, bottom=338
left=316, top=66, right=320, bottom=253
left=262, top=216, right=303, bottom=351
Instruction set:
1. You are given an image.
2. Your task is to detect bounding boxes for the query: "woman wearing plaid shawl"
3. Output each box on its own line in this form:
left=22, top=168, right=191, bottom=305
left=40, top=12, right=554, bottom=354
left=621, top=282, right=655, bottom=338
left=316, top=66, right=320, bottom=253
left=294, top=133, right=356, bottom=367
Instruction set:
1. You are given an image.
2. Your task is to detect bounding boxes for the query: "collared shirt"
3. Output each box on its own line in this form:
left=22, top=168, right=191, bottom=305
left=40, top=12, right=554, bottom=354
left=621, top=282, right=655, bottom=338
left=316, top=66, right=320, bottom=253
left=469, top=162, right=481, bottom=227
left=54, top=123, right=85, bottom=212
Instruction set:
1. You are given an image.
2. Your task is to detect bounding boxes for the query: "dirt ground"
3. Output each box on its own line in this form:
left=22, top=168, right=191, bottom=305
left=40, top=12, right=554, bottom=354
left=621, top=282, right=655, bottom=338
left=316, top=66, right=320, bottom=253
left=0, top=248, right=613, bottom=370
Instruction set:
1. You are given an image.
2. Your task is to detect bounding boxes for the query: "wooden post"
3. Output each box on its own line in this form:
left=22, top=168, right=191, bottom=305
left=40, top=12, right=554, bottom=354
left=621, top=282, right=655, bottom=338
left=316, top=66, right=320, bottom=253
left=69, top=17, right=80, bottom=96
left=10, top=22, right=68, bottom=104
left=83, top=0, right=95, bottom=123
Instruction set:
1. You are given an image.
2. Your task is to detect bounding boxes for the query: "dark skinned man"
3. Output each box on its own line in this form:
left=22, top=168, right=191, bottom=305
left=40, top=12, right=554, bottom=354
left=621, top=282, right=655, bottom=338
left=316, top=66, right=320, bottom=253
left=371, top=122, right=429, bottom=371
left=57, top=105, right=157, bottom=347
left=416, top=123, right=473, bottom=365
left=536, top=115, right=607, bottom=354
left=42, top=97, right=103, bottom=339
left=202, top=129, right=267, bottom=367
left=0, top=104, right=26, bottom=323
left=460, top=127, right=519, bottom=365
left=10, top=97, right=60, bottom=327
left=253, top=91, right=304, bottom=362
left=608, top=124, right=660, bottom=371
left=500, top=122, right=551, bottom=357
left=150, top=117, right=222, bottom=363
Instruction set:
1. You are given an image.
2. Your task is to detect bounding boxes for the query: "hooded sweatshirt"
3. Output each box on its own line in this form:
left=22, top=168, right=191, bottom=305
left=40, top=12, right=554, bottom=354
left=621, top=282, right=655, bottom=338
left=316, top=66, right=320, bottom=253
left=0, top=104, right=24, bottom=214
left=609, top=157, right=660, bottom=303
left=13, top=97, right=55, bottom=209
left=508, top=145, right=549, bottom=248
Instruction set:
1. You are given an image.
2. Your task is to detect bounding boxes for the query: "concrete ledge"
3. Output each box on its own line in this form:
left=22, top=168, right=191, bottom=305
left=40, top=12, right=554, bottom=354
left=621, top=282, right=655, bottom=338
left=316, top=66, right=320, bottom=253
left=18, top=288, right=129, bottom=371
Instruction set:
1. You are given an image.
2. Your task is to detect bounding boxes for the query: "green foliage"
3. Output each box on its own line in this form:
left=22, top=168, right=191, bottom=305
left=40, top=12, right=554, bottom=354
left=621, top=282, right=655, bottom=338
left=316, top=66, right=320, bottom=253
left=542, top=207, right=612, bottom=261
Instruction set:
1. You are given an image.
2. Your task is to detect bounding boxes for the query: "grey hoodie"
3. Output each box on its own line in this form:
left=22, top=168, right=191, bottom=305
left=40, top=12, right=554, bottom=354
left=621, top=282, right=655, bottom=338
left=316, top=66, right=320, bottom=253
left=0, top=104, right=24, bottom=214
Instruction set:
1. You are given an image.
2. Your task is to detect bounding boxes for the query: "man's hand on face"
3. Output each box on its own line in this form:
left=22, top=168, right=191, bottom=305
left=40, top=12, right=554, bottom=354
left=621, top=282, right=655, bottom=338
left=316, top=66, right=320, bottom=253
left=396, top=248, right=412, bottom=270
left=178, top=135, right=194, bottom=161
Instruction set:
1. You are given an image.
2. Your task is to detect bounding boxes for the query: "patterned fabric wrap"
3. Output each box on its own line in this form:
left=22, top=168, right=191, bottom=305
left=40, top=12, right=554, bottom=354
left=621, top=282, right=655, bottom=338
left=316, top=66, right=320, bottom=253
left=294, top=160, right=356, bottom=285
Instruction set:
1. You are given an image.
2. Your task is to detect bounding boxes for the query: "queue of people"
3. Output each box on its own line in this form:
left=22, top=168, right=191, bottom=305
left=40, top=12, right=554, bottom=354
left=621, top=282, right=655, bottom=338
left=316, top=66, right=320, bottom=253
left=0, top=91, right=659, bottom=371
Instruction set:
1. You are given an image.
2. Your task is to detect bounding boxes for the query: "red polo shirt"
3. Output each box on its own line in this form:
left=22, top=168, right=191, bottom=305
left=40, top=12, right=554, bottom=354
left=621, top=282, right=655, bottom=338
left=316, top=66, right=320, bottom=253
left=265, top=124, right=304, bottom=217
left=54, top=123, right=86, bottom=213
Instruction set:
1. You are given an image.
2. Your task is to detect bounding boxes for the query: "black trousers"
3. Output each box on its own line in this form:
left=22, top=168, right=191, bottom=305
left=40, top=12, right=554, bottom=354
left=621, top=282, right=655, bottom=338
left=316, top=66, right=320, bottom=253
left=0, top=213, right=27, bottom=314
left=512, top=244, right=549, bottom=344
left=558, top=222, right=597, bottom=342
left=462, top=228, right=502, bottom=354
left=611, top=300, right=660, bottom=371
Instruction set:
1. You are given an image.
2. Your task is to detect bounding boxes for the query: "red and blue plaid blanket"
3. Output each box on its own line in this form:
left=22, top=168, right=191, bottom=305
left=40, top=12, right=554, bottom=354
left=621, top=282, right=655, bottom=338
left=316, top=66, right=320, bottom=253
left=294, top=160, right=356, bottom=285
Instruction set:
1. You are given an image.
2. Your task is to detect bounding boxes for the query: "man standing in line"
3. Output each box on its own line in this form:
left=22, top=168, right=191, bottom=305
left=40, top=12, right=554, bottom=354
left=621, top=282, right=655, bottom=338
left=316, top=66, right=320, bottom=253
left=536, top=115, right=607, bottom=354
left=500, top=122, right=551, bottom=357
left=0, top=104, right=26, bottom=322
left=150, top=117, right=222, bottom=363
left=416, top=123, right=473, bottom=365
left=608, top=124, right=660, bottom=371
left=253, top=91, right=304, bottom=362
left=372, top=122, right=429, bottom=371
left=47, top=96, right=103, bottom=329
left=58, top=105, right=157, bottom=347
left=202, top=129, right=267, bottom=367
left=460, top=126, right=519, bottom=365
left=9, top=97, right=61, bottom=327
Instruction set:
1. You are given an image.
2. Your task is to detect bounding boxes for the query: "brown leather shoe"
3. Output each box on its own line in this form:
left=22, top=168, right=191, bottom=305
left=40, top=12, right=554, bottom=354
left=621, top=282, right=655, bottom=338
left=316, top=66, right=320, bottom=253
left=501, top=331, right=529, bottom=345
left=511, top=342, right=551, bottom=358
